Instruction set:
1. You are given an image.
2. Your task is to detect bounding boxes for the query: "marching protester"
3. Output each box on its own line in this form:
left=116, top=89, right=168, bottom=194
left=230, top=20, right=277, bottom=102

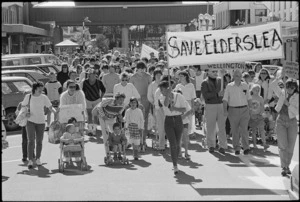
left=274, top=79, right=299, bottom=176
left=158, top=80, right=189, bottom=174
left=201, top=69, right=228, bottom=154
left=223, top=70, right=252, bottom=155
left=129, top=61, right=152, bottom=145
left=21, top=82, right=57, bottom=169
left=80, top=69, right=106, bottom=135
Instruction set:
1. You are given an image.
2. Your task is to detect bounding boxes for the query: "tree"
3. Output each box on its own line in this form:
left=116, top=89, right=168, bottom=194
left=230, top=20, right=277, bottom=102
left=93, top=34, right=109, bottom=53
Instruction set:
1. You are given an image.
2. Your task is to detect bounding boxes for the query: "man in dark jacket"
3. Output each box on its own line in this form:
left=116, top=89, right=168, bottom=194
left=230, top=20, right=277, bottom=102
left=201, top=68, right=228, bottom=154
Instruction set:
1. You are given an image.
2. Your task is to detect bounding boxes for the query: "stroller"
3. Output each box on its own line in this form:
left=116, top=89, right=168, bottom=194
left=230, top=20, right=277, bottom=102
left=59, top=137, right=88, bottom=172
left=56, top=104, right=88, bottom=172
left=104, top=128, right=129, bottom=166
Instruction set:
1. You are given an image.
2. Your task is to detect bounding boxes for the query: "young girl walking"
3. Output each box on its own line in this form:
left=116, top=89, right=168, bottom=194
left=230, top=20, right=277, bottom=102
left=124, top=97, right=144, bottom=160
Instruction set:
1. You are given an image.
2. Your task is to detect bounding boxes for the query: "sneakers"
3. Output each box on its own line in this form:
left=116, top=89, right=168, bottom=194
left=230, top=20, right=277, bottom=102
left=263, top=144, right=270, bottom=150
left=209, top=147, right=215, bottom=153
left=45, top=127, right=49, bottom=131
left=28, top=160, right=33, bottom=169
left=36, top=159, right=42, bottom=166
left=281, top=167, right=288, bottom=176
left=118, top=153, right=122, bottom=160
left=219, top=148, right=225, bottom=154
left=185, top=154, right=191, bottom=160
left=22, top=158, right=27, bottom=163
left=174, top=166, right=179, bottom=174
left=235, top=150, right=240, bottom=155
left=243, top=149, right=250, bottom=155
left=285, top=167, right=292, bottom=175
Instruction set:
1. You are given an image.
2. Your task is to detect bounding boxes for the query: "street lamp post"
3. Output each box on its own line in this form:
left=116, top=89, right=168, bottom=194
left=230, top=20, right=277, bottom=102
left=82, top=17, right=91, bottom=51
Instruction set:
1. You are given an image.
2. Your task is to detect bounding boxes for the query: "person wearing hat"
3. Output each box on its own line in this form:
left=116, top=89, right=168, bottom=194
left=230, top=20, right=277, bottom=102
left=80, top=69, right=106, bottom=135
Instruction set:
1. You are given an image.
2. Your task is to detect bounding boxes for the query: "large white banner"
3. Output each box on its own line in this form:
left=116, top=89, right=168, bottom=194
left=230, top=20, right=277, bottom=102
left=140, top=44, right=159, bottom=59
left=166, top=22, right=284, bottom=66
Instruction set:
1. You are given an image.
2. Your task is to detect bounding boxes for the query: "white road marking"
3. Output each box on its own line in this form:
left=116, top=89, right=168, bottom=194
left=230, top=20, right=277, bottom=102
left=2, top=159, right=22, bottom=163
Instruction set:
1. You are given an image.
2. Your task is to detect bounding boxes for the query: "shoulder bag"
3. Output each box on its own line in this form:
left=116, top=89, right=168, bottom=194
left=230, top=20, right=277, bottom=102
left=15, top=94, right=31, bottom=127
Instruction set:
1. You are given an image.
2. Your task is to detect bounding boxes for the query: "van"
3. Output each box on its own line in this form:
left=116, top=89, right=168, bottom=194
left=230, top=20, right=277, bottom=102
left=2, top=53, right=62, bottom=67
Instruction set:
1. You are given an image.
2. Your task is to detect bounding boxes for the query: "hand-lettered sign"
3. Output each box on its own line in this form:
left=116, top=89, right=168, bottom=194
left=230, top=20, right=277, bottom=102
left=283, top=61, right=299, bottom=79
left=166, top=22, right=284, bottom=66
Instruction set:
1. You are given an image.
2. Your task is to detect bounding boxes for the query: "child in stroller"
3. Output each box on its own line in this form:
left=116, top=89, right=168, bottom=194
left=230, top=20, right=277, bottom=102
left=105, top=122, right=129, bottom=165
left=59, top=123, right=87, bottom=171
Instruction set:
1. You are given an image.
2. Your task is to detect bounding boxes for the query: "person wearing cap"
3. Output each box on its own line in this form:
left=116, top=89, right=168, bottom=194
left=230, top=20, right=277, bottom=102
left=101, top=64, right=121, bottom=96
left=92, top=93, right=126, bottom=150
left=80, top=69, right=106, bottom=135
left=129, top=61, right=152, bottom=144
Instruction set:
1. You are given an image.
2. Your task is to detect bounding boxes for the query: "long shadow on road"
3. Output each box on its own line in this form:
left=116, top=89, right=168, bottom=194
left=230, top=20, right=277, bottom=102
left=161, top=152, right=203, bottom=169
left=174, top=170, right=203, bottom=185
left=17, top=164, right=51, bottom=178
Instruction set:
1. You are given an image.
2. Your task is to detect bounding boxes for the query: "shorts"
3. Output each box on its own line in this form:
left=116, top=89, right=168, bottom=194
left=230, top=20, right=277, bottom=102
left=86, top=98, right=101, bottom=109
left=249, top=114, right=264, bottom=129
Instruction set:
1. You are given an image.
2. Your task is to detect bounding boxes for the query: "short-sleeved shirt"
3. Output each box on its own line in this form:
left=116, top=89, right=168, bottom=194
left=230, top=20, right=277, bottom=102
left=159, top=92, right=189, bottom=116
left=175, top=83, right=196, bottom=102
left=223, top=82, right=251, bottom=107
left=22, top=94, right=52, bottom=124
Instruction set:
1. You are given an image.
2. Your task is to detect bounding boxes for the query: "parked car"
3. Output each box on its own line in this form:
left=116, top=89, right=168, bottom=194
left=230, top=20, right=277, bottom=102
left=2, top=53, right=62, bottom=67
left=2, top=70, right=50, bottom=84
left=2, top=64, right=59, bottom=74
left=2, top=105, right=8, bottom=150
left=262, top=65, right=282, bottom=77
left=2, top=76, right=32, bottom=131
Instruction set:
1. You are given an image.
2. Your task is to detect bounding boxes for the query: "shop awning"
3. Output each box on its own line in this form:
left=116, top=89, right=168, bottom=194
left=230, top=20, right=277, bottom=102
left=2, top=24, right=49, bottom=36
left=55, top=39, right=80, bottom=47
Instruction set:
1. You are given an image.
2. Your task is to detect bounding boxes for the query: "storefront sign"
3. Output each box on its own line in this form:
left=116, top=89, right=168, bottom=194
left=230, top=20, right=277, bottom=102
left=283, top=61, right=299, bottom=79
left=166, top=21, right=284, bottom=66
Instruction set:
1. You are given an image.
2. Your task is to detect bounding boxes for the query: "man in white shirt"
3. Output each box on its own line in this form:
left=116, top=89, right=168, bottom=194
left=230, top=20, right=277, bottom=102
left=223, top=70, right=252, bottom=155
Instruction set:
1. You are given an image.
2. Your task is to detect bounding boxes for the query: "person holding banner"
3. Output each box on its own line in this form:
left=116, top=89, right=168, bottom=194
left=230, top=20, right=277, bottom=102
left=223, top=70, right=252, bottom=155
left=274, top=79, right=299, bottom=176
left=158, top=80, right=189, bottom=174
left=201, top=69, right=228, bottom=154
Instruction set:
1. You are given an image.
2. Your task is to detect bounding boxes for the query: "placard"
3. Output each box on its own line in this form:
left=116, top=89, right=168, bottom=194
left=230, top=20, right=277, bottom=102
left=59, top=104, right=84, bottom=123
left=283, top=61, right=299, bottom=79
left=166, top=21, right=284, bottom=66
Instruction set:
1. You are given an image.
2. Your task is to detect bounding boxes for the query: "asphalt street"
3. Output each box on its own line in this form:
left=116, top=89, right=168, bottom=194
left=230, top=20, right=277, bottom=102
left=2, top=125, right=298, bottom=201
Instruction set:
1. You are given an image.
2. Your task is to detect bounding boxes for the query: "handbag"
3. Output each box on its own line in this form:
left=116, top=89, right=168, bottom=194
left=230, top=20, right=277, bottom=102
left=15, top=94, right=31, bottom=127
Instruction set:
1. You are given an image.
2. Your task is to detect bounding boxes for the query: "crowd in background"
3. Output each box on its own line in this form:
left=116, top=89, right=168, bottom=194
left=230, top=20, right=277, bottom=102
left=21, top=46, right=299, bottom=176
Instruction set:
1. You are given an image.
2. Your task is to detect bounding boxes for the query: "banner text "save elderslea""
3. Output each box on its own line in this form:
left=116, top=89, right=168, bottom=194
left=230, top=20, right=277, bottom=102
left=167, top=29, right=282, bottom=58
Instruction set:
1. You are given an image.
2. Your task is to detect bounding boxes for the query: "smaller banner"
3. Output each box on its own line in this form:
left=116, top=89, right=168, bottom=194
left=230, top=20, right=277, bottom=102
left=283, top=61, right=299, bottom=79
left=140, top=44, right=159, bottom=59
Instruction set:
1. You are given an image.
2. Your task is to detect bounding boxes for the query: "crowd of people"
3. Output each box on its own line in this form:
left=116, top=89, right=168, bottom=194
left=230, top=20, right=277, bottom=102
left=19, top=46, right=299, bottom=176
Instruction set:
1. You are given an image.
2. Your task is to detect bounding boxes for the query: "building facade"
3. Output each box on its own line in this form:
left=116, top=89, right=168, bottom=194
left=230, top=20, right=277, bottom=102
left=214, top=1, right=268, bottom=29
left=1, top=2, right=52, bottom=54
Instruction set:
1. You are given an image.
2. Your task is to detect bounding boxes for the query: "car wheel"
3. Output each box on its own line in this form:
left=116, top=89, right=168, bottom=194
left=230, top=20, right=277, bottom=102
left=5, top=108, right=21, bottom=131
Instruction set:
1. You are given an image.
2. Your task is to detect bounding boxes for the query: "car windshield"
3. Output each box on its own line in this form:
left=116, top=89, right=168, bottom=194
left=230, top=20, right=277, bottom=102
left=2, top=82, right=13, bottom=94
left=25, top=57, right=42, bottom=65
left=12, top=81, right=32, bottom=93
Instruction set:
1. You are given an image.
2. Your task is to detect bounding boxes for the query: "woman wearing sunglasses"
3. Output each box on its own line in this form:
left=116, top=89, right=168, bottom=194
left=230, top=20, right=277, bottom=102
left=274, top=79, right=299, bottom=176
